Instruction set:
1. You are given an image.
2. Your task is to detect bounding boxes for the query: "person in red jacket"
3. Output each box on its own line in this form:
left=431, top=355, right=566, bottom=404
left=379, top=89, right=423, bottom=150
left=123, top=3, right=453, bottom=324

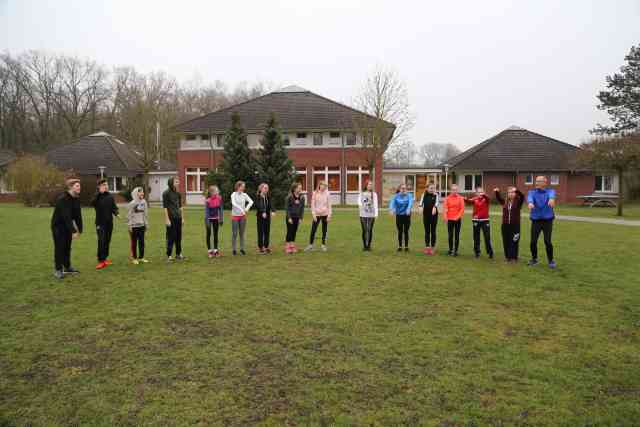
left=465, top=186, right=494, bottom=259
left=443, top=184, right=465, bottom=256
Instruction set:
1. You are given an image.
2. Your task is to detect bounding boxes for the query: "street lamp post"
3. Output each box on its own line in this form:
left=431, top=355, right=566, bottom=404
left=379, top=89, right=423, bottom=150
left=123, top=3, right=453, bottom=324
left=443, top=164, right=450, bottom=197
left=98, top=166, right=106, bottom=179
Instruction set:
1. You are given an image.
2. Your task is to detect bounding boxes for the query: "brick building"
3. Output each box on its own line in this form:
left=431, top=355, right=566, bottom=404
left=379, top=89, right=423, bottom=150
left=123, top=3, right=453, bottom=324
left=173, top=85, right=395, bottom=205
left=444, top=126, right=613, bottom=203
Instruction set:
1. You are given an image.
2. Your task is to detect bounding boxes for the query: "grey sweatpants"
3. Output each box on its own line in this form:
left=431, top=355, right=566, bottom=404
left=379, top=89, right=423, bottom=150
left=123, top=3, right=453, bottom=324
left=231, top=217, right=246, bottom=251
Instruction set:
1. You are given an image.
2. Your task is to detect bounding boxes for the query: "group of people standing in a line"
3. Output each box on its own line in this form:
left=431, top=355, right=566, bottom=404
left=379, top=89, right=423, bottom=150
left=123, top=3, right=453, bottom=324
left=49, top=174, right=557, bottom=279
left=388, top=175, right=557, bottom=268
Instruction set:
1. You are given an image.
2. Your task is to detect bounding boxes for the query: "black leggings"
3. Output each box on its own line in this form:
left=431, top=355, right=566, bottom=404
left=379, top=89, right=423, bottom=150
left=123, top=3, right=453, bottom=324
left=395, top=215, right=411, bottom=247
left=502, top=223, right=520, bottom=260
left=96, top=222, right=113, bottom=262
left=472, top=220, right=493, bottom=256
left=360, top=217, right=375, bottom=248
left=131, top=226, right=146, bottom=259
left=286, top=217, right=300, bottom=242
left=447, top=219, right=461, bottom=253
left=423, top=213, right=437, bottom=247
left=257, top=215, right=271, bottom=248
left=530, top=219, right=554, bottom=262
left=206, top=219, right=220, bottom=250
left=166, top=218, right=182, bottom=257
left=309, top=216, right=328, bottom=245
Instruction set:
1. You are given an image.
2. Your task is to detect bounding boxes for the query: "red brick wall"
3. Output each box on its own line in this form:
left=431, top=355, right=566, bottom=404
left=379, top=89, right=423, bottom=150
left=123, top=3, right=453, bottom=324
left=0, top=193, right=18, bottom=203
left=176, top=148, right=383, bottom=204
left=482, top=173, right=516, bottom=194
left=514, top=172, right=595, bottom=204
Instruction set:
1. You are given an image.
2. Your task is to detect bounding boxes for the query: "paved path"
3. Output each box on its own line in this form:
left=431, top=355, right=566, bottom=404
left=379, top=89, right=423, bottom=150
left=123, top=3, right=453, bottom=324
left=140, top=205, right=640, bottom=227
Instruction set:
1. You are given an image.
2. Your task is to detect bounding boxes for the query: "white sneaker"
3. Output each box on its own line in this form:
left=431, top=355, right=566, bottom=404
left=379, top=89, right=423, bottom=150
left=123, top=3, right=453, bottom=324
left=321, top=244, right=327, bottom=252
left=140, top=258, right=150, bottom=263
left=304, top=244, right=314, bottom=252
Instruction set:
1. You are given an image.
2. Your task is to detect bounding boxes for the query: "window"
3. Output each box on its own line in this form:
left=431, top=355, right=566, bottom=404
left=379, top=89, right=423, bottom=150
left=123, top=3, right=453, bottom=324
left=313, top=133, right=323, bottom=146
left=595, top=175, right=615, bottom=193
left=200, top=134, right=209, bottom=141
left=345, top=132, right=357, bottom=146
left=329, top=132, right=340, bottom=138
left=405, top=175, right=415, bottom=192
left=283, top=134, right=290, bottom=146
left=461, top=174, right=482, bottom=191
left=313, top=166, right=341, bottom=192
left=109, top=176, right=126, bottom=192
left=185, top=167, right=208, bottom=193
left=550, top=174, right=560, bottom=185
left=296, top=132, right=307, bottom=139
left=347, top=166, right=370, bottom=192
left=525, top=174, right=534, bottom=185
left=186, top=134, right=196, bottom=141
left=294, top=168, right=307, bottom=192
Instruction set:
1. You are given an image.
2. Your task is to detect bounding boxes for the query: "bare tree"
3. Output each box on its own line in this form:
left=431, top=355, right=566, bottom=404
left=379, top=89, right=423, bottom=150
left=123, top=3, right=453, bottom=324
left=417, top=142, right=461, bottom=167
left=352, top=66, right=414, bottom=180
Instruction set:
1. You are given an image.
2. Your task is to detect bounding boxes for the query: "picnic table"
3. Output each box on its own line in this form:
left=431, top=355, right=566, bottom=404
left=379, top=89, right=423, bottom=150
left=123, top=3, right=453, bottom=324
left=577, top=193, right=619, bottom=207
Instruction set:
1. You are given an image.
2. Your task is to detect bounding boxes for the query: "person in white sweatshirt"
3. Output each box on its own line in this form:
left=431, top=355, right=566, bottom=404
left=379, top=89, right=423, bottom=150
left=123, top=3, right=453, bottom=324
left=357, top=180, right=379, bottom=251
left=127, top=187, right=149, bottom=264
left=230, top=180, right=254, bottom=255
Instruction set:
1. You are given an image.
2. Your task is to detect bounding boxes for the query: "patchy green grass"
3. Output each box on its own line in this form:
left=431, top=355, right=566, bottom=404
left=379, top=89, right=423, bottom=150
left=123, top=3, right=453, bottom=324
left=554, top=203, right=640, bottom=220
left=0, top=203, right=639, bottom=426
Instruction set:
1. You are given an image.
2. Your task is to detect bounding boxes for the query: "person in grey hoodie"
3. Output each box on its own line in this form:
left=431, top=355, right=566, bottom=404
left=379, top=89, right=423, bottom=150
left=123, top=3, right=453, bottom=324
left=127, top=187, right=149, bottom=264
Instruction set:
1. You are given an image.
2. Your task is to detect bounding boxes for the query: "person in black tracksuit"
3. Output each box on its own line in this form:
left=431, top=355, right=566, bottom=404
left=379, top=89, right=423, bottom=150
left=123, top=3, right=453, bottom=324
left=255, top=183, right=274, bottom=254
left=285, top=182, right=306, bottom=253
left=163, top=177, right=185, bottom=261
left=419, top=184, right=440, bottom=252
left=91, top=179, right=119, bottom=268
left=494, top=186, right=525, bottom=262
left=50, top=179, right=83, bottom=279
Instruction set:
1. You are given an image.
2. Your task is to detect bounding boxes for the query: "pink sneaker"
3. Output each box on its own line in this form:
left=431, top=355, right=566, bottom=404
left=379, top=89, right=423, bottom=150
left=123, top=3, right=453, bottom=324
left=208, top=250, right=214, bottom=259
left=285, top=243, right=292, bottom=254
left=292, top=243, right=298, bottom=253
left=423, top=247, right=430, bottom=255
left=428, top=247, right=434, bottom=255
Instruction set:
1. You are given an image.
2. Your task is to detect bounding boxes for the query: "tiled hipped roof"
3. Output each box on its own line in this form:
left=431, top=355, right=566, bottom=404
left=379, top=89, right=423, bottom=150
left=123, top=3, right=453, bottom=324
left=444, top=126, right=582, bottom=172
left=173, top=86, right=396, bottom=133
left=47, top=132, right=144, bottom=176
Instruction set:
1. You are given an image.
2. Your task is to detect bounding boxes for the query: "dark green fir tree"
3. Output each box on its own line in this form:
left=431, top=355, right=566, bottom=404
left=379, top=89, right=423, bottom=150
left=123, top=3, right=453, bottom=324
left=220, top=112, right=258, bottom=199
left=256, top=113, right=294, bottom=208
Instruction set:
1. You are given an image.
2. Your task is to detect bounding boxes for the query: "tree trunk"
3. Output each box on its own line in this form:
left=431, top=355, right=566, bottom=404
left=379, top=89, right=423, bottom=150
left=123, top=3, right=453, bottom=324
left=617, top=170, right=624, bottom=217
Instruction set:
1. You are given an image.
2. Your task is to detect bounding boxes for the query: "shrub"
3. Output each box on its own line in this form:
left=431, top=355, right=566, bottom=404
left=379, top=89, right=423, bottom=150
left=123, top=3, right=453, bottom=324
left=6, top=156, right=66, bottom=207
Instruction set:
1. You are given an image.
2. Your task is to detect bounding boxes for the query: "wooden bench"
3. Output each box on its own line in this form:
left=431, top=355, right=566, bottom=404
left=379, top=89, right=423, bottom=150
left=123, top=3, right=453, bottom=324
left=576, top=193, right=619, bottom=207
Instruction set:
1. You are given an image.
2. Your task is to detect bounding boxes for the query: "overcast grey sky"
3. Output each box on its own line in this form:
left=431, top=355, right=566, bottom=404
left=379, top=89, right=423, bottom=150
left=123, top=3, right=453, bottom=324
left=1, top=0, right=639, bottom=149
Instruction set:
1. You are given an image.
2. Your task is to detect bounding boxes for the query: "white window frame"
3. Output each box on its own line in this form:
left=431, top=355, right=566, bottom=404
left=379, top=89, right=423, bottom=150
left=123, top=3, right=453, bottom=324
left=185, top=167, right=208, bottom=194
left=549, top=174, right=560, bottom=185
left=108, top=176, right=126, bottom=192
left=295, top=168, right=308, bottom=194
left=346, top=166, right=370, bottom=193
left=460, top=173, right=483, bottom=192
left=312, top=132, right=323, bottom=146
left=313, top=166, right=341, bottom=192
left=595, top=175, right=616, bottom=193
left=525, top=174, right=534, bottom=185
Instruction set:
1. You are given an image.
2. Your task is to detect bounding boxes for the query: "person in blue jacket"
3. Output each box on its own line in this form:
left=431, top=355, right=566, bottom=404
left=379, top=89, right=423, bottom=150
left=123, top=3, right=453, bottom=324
left=389, top=183, right=414, bottom=252
left=527, top=176, right=557, bottom=268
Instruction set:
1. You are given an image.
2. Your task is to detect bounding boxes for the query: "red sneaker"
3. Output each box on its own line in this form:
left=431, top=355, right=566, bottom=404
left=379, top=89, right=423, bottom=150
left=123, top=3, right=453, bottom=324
left=96, top=261, right=107, bottom=270
left=104, top=259, right=113, bottom=265
left=422, top=247, right=430, bottom=255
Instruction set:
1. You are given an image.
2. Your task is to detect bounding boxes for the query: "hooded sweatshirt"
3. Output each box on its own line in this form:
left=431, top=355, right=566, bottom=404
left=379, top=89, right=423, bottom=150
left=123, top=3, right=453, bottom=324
left=91, top=191, right=118, bottom=225
left=162, top=178, right=182, bottom=219
left=127, top=187, right=149, bottom=228
left=51, top=191, right=83, bottom=233
left=255, top=193, right=272, bottom=216
left=358, top=191, right=379, bottom=218
left=444, top=193, right=465, bottom=221
left=205, top=194, right=224, bottom=223
left=389, top=192, right=414, bottom=216
left=311, top=189, right=332, bottom=217
left=285, top=193, right=305, bottom=220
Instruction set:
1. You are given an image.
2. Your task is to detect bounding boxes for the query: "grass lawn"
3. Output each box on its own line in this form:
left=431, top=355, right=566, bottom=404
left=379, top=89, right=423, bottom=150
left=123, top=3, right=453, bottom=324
left=1, top=203, right=639, bottom=426
left=553, top=203, right=640, bottom=220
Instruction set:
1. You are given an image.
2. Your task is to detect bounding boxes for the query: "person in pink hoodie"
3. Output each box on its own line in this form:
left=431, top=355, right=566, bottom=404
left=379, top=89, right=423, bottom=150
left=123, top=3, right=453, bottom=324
left=305, top=181, right=332, bottom=252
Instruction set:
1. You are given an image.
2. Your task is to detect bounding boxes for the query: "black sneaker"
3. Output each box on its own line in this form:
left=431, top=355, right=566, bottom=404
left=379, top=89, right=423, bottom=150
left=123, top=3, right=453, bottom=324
left=64, top=267, right=80, bottom=274
left=453, top=252, right=459, bottom=257
left=447, top=251, right=453, bottom=256
left=474, top=253, right=480, bottom=259
left=527, top=259, right=539, bottom=266
left=489, top=253, right=494, bottom=259
left=232, top=250, right=237, bottom=256
left=404, top=247, right=409, bottom=252
left=240, top=250, right=246, bottom=255
left=53, top=270, right=64, bottom=280
left=397, top=247, right=402, bottom=252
